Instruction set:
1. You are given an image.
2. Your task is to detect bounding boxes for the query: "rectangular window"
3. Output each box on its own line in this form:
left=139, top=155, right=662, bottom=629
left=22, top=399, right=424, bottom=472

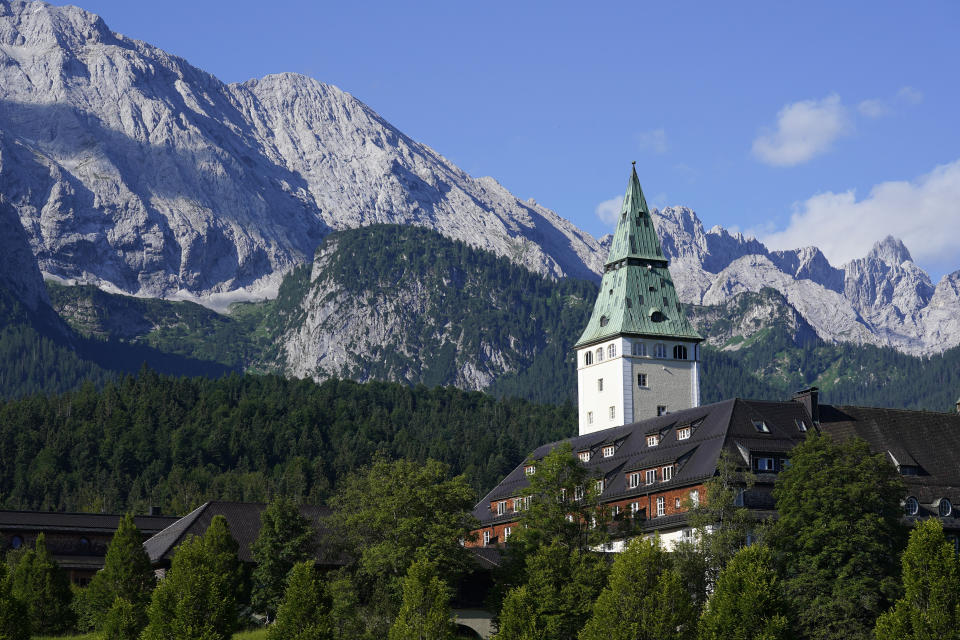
left=647, top=434, right=659, bottom=447
left=497, top=501, right=506, bottom=516
left=645, top=469, right=657, bottom=485
left=628, top=472, right=641, bottom=488
left=656, top=496, right=665, bottom=517
left=587, top=411, right=593, bottom=425
left=753, top=457, right=775, bottom=472
left=630, top=501, right=640, bottom=516
left=525, top=465, right=536, bottom=475
left=574, top=485, right=584, bottom=501
left=483, top=531, right=490, bottom=546
left=597, top=378, right=603, bottom=392
left=579, top=451, right=590, bottom=462
left=595, top=480, right=604, bottom=495
left=566, top=514, right=574, bottom=523
left=690, top=490, right=700, bottom=507
left=637, top=373, right=648, bottom=387
left=513, top=497, right=522, bottom=512
left=677, top=426, right=691, bottom=440
left=654, top=343, right=667, bottom=358
left=633, top=342, right=647, bottom=357
left=602, top=445, right=615, bottom=458
left=662, top=465, right=673, bottom=481
left=503, top=526, right=512, bottom=541
left=657, top=405, right=667, bottom=416
left=609, top=405, right=615, bottom=420
left=675, top=497, right=681, bottom=509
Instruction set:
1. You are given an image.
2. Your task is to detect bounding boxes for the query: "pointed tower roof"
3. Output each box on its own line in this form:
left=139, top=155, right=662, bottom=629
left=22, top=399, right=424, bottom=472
left=575, top=165, right=702, bottom=347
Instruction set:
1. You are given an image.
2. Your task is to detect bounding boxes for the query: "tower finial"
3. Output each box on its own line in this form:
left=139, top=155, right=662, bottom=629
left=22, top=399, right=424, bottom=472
left=631, top=160, right=636, bottom=167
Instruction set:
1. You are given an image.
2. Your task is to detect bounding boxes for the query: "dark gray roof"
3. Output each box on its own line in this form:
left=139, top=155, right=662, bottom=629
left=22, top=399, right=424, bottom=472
left=143, top=501, right=333, bottom=564
left=473, top=398, right=811, bottom=524
left=0, top=510, right=178, bottom=535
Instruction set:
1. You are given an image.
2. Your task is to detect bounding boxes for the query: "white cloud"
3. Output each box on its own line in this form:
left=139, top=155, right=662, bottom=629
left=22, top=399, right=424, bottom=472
left=762, top=159, right=960, bottom=275
left=636, top=128, right=668, bottom=154
left=858, top=98, right=891, bottom=118
left=595, top=196, right=622, bottom=225
left=752, top=94, right=851, bottom=166
left=897, top=86, right=924, bottom=105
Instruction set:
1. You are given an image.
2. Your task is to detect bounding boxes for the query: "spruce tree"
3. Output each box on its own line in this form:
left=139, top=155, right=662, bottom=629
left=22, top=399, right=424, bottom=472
left=7, top=533, right=73, bottom=634
left=874, top=518, right=960, bottom=640
left=267, top=561, right=330, bottom=640
left=388, top=558, right=453, bottom=640
left=141, top=515, right=241, bottom=640
left=251, top=497, right=317, bottom=620
left=579, top=537, right=694, bottom=640
left=0, top=562, right=29, bottom=640
left=767, top=434, right=906, bottom=640
left=697, top=544, right=790, bottom=640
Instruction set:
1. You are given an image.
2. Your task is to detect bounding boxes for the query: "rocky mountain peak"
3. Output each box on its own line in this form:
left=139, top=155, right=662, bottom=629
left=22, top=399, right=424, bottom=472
left=867, top=235, right=914, bottom=266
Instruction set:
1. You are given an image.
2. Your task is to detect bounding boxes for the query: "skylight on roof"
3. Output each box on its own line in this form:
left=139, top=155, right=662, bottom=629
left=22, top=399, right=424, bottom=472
left=752, top=420, right=770, bottom=433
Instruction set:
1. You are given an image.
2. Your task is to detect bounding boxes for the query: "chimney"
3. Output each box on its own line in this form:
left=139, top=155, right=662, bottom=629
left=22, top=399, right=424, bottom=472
left=793, top=387, right=820, bottom=425
left=149, top=506, right=162, bottom=516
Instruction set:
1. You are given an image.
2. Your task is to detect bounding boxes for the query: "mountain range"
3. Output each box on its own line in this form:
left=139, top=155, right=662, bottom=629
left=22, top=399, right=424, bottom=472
left=1, top=0, right=959, bottom=405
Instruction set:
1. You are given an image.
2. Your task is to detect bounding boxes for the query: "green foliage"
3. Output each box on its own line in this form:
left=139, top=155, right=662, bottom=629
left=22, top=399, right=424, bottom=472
left=330, top=456, right=477, bottom=592
left=325, top=570, right=365, bottom=640
left=874, top=519, right=960, bottom=640
left=267, top=561, right=330, bottom=640
left=74, top=513, right=154, bottom=633
left=496, top=540, right=608, bottom=640
left=0, top=562, right=29, bottom=640
left=767, top=435, right=907, bottom=640
left=6, top=533, right=73, bottom=635
left=388, top=559, right=453, bottom=640
left=101, top=597, right=146, bottom=640
left=0, top=373, right=574, bottom=513
left=697, top=544, right=790, bottom=640
left=580, top=537, right=694, bottom=640
left=141, top=515, right=241, bottom=640
left=251, top=497, right=317, bottom=620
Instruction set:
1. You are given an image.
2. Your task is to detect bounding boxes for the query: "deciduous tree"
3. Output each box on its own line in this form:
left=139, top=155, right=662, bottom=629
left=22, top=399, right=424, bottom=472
left=0, top=562, right=29, bottom=640
left=7, top=533, right=73, bottom=634
left=251, top=497, right=316, bottom=620
left=268, top=561, right=330, bottom=640
left=388, top=558, right=453, bottom=640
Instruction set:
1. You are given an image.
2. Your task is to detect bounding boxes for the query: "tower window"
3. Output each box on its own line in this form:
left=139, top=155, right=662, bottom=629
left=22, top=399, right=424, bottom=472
left=584, top=351, right=593, bottom=366
left=608, top=406, right=615, bottom=419
left=596, top=348, right=604, bottom=362
left=608, top=344, right=616, bottom=358
left=587, top=411, right=593, bottom=425
left=633, top=342, right=647, bottom=356
left=673, top=345, right=688, bottom=360
left=597, top=378, right=603, bottom=392
left=637, top=373, right=648, bottom=387
left=654, top=343, right=667, bottom=358
left=657, top=405, right=667, bottom=416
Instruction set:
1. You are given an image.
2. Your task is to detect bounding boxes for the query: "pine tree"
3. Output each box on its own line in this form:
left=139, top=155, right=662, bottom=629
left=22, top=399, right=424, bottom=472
left=697, top=544, right=791, bottom=640
left=874, top=518, right=960, bottom=640
left=141, top=515, right=241, bottom=640
left=767, top=434, right=906, bottom=640
left=0, top=562, right=29, bottom=640
left=267, top=561, right=330, bottom=640
left=388, top=558, right=453, bottom=640
left=579, top=537, right=694, bottom=640
left=7, top=533, right=73, bottom=634
left=251, top=497, right=317, bottom=620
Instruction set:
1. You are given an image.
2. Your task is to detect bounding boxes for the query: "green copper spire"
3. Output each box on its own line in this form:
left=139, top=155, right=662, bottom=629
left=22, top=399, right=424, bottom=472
left=575, top=165, right=702, bottom=347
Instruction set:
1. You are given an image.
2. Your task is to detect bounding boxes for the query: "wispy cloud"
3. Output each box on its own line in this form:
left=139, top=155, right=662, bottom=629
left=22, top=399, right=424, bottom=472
left=595, top=196, right=622, bottom=225
left=858, top=98, right=892, bottom=118
left=897, top=85, right=924, bottom=105
left=636, top=128, right=668, bottom=154
left=762, top=159, right=960, bottom=274
left=857, top=86, right=924, bottom=119
left=752, top=94, right=851, bottom=166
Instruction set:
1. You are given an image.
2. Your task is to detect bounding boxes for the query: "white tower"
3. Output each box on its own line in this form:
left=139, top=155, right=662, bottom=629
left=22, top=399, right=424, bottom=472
left=575, top=166, right=703, bottom=436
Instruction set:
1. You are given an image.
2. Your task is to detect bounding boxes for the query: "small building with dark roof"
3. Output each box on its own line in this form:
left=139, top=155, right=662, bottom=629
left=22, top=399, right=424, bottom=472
left=0, top=509, right=178, bottom=584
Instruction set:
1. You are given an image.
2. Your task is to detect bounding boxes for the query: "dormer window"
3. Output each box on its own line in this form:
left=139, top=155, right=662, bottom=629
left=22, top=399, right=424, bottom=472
left=753, top=457, right=775, bottom=472
left=645, top=469, right=657, bottom=484
left=497, top=501, right=506, bottom=516
left=524, top=465, right=536, bottom=476
left=904, top=496, right=919, bottom=516
left=628, top=472, right=641, bottom=488
left=599, top=316, right=609, bottom=327
left=938, top=498, right=953, bottom=517
left=795, top=418, right=807, bottom=432
left=752, top=420, right=771, bottom=433
left=662, top=465, right=673, bottom=481
left=602, top=445, right=615, bottom=458
left=579, top=451, right=591, bottom=462
left=647, top=434, right=659, bottom=447
left=677, top=426, right=691, bottom=440
left=673, top=345, right=688, bottom=360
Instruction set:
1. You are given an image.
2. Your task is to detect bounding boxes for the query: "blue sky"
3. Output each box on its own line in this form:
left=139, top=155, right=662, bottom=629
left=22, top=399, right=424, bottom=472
left=53, top=0, right=960, bottom=278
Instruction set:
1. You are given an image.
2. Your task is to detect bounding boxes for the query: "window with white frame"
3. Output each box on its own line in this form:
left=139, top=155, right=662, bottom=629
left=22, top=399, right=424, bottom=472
left=645, top=469, right=657, bottom=485
left=675, top=497, right=681, bottom=509
left=662, top=465, right=673, bottom=481
left=612, top=505, right=620, bottom=517
left=654, top=343, right=667, bottom=358
left=609, top=406, right=615, bottom=420
left=647, top=434, right=659, bottom=447
left=673, top=344, right=688, bottom=360
left=597, top=378, right=603, bottom=392
left=566, top=514, right=574, bottom=523
left=602, top=445, right=615, bottom=458
left=513, top=497, right=523, bottom=512
left=584, top=351, right=593, bottom=366
left=633, top=342, right=647, bottom=357
left=608, top=344, right=616, bottom=358
left=579, top=451, right=590, bottom=462
left=525, top=465, right=536, bottom=475
left=637, top=373, right=648, bottom=387
left=483, top=530, right=490, bottom=546
left=595, top=479, right=604, bottom=494
left=574, top=485, right=584, bottom=501
left=596, top=347, right=604, bottom=362
left=628, top=472, right=641, bottom=488
left=503, top=526, right=512, bottom=540
left=497, top=501, right=506, bottom=516
left=690, top=489, right=700, bottom=506
left=677, top=426, right=691, bottom=440
left=656, top=496, right=665, bottom=517
left=630, top=501, right=640, bottom=516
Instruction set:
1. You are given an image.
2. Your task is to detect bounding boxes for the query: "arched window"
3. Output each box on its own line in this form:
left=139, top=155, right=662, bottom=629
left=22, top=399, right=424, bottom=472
left=938, top=498, right=953, bottom=517
left=608, top=344, right=616, bottom=358
left=584, top=351, right=593, bottom=366
left=904, top=496, right=919, bottom=516
left=596, top=348, right=604, bottom=362
left=654, top=343, right=667, bottom=359
left=673, top=345, right=688, bottom=360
